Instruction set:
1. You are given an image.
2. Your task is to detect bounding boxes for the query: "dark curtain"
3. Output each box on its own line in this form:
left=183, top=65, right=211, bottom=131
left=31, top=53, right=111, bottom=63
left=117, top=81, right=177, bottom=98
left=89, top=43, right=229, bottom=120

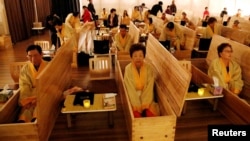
left=51, top=0, right=80, bottom=21
left=4, top=0, right=51, bottom=43
left=4, top=0, right=27, bottom=43
left=37, top=0, right=52, bottom=25
left=20, top=0, right=35, bottom=38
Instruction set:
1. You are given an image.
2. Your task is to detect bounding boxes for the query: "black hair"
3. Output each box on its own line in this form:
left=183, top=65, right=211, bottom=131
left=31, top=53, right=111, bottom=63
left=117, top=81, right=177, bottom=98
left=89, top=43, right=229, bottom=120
left=166, top=22, right=174, bottom=30
left=73, top=12, right=79, bottom=17
left=110, top=8, right=116, bottom=13
left=217, top=43, right=232, bottom=57
left=148, top=17, right=153, bottom=24
left=119, top=24, right=127, bottom=29
left=54, top=19, right=63, bottom=26
left=129, top=43, right=146, bottom=58
left=207, top=17, right=217, bottom=25
left=159, top=1, right=163, bottom=5
left=26, top=45, right=42, bottom=55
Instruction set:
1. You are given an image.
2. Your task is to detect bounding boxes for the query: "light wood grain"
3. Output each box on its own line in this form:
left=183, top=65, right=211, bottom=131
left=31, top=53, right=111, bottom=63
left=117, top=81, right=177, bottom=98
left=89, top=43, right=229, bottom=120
left=146, top=34, right=191, bottom=117
left=128, top=21, right=140, bottom=44
left=35, top=34, right=75, bottom=141
left=0, top=90, right=20, bottom=123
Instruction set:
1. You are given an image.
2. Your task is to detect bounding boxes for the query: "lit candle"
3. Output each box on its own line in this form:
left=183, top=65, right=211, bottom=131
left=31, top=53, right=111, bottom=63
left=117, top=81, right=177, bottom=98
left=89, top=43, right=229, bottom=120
left=198, top=88, right=205, bottom=96
left=83, top=99, right=90, bottom=108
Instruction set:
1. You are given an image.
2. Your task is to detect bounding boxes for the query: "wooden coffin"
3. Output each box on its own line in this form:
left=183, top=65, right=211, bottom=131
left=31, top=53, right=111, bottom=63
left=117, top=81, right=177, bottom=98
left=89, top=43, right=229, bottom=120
left=221, top=26, right=250, bottom=46
left=0, top=36, right=76, bottom=141
left=115, top=34, right=191, bottom=141
left=151, top=16, right=195, bottom=60
left=192, top=34, right=250, bottom=124
left=0, top=89, right=20, bottom=124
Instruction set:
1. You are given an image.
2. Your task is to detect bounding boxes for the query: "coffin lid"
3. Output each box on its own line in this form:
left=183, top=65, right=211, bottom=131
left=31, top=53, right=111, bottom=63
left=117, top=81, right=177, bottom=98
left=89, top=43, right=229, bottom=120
left=35, top=35, right=76, bottom=140
left=146, top=34, right=191, bottom=117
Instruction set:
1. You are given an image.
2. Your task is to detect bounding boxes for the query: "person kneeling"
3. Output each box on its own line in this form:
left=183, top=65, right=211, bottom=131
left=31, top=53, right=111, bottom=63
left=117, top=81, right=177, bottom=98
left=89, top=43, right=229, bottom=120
left=124, top=43, right=160, bottom=118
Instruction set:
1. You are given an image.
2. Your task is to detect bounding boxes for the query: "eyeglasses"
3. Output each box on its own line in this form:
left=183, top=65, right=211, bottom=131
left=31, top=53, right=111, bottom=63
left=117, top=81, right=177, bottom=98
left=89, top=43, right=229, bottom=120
left=27, top=54, right=40, bottom=58
left=223, top=50, right=233, bottom=53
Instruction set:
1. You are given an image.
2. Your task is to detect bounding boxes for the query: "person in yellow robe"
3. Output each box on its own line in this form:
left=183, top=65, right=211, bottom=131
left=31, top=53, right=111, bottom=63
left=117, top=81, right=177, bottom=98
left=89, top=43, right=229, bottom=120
left=131, top=6, right=142, bottom=22
left=143, top=9, right=151, bottom=23
left=203, top=17, right=221, bottom=39
left=161, top=13, right=168, bottom=24
left=65, top=12, right=81, bottom=31
left=18, top=45, right=48, bottom=122
left=100, top=8, right=108, bottom=26
left=114, top=24, right=132, bottom=52
left=159, top=21, right=184, bottom=50
left=142, top=17, right=156, bottom=34
left=100, top=8, right=108, bottom=20
left=208, top=43, right=243, bottom=95
left=54, top=20, right=75, bottom=46
left=124, top=43, right=160, bottom=118
left=120, top=10, right=131, bottom=26
left=232, top=20, right=241, bottom=30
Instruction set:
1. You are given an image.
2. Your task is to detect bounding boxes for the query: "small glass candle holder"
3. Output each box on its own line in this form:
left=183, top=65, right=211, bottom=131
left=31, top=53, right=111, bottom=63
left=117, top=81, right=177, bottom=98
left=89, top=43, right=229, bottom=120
left=83, top=99, right=91, bottom=108
left=198, top=88, right=205, bottom=96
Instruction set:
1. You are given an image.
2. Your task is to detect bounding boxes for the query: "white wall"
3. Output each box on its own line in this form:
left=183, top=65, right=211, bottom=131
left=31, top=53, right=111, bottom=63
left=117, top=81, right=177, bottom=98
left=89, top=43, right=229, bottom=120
left=80, top=0, right=250, bottom=20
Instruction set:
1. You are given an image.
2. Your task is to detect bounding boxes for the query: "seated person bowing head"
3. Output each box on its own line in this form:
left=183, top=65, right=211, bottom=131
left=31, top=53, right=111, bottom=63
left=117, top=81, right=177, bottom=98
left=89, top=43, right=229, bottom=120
left=124, top=43, right=160, bottom=118
left=208, top=43, right=243, bottom=95
left=18, top=45, right=49, bottom=122
left=114, top=24, right=132, bottom=52
left=159, top=21, right=184, bottom=50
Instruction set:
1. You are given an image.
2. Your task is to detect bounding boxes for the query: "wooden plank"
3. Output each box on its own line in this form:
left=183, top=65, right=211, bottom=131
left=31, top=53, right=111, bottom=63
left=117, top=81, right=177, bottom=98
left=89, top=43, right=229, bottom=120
left=219, top=89, right=250, bottom=124
left=117, top=51, right=131, bottom=61
left=115, top=60, right=133, bottom=139
left=36, top=35, right=75, bottom=141
left=151, top=16, right=164, bottom=37
left=0, top=122, right=38, bottom=135
left=218, top=101, right=247, bottom=124
left=132, top=116, right=176, bottom=141
left=128, top=21, right=140, bottom=44
left=146, top=34, right=191, bottom=117
left=173, top=50, right=192, bottom=60
left=191, top=58, right=208, bottom=73
left=181, top=26, right=196, bottom=50
left=0, top=122, right=39, bottom=141
left=0, top=90, right=20, bottom=123
left=191, top=65, right=213, bottom=84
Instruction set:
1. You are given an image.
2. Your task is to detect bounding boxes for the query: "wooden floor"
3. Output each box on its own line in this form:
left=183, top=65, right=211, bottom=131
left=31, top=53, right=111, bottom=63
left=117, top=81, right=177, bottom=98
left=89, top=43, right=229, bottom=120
left=0, top=31, right=232, bottom=141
